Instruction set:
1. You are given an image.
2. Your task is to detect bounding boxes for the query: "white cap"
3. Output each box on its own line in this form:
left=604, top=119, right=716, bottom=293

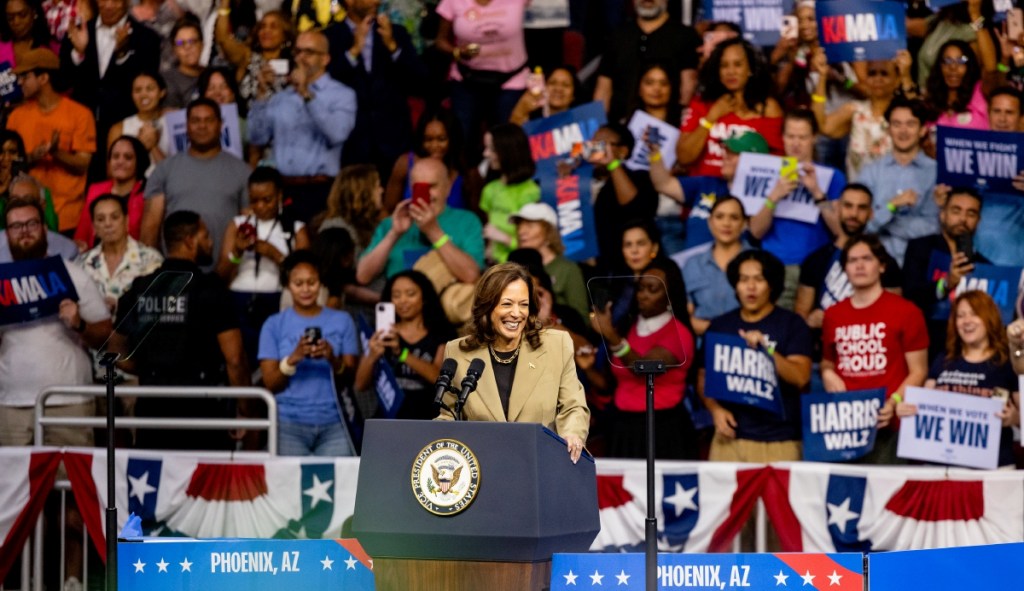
left=509, top=202, right=558, bottom=227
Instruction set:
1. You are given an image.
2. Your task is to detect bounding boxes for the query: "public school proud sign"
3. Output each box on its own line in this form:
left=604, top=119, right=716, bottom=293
left=0, top=256, right=78, bottom=326
left=802, top=389, right=885, bottom=462
left=816, top=0, right=906, bottom=63
left=704, top=332, right=783, bottom=416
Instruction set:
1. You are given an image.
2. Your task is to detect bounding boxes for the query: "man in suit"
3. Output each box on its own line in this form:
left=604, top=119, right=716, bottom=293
left=60, top=0, right=160, bottom=178
left=437, top=263, right=590, bottom=463
left=325, top=0, right=426, bottom=182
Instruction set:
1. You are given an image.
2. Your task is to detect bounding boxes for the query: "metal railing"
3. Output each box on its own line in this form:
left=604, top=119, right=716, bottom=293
left=14, top=386, right=279, bottom=591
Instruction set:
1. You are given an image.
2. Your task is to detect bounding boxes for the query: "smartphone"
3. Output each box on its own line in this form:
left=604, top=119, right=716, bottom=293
left=269, top=58, right=290, bottom=76
left=411, top=182, right=430, bottom=209
left=527, top=67, right=545, bottom=96
left=780, top=16, right=798, bottom=41
left=376, top=302, right=396, bottom=334
left=780, top=157, right=800, bottom=182
left=956, top=233, right=975, bottom=261
left=582, top=140, right=607, bottom=163
left=1009, top=9, right=1024, bottom=40
left=303, top=326, right=322, bottom=343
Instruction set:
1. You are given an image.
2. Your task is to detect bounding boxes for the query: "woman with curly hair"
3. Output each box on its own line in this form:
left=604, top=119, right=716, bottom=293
left=214, top=2, right=295, bottom=109
left=317, top=163, right=384, bottom=254
left=677, top=38, right=783, bottom=177
left=437, top=262, right=590, bottom=463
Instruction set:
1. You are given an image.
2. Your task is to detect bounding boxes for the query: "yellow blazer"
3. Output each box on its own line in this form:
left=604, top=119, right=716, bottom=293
left=438, top=329, right=590, bottom=442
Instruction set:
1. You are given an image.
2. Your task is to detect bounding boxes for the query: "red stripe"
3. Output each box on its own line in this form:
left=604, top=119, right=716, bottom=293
left=761, top=466, right=804, bottom=552
left=0, top=451, right=62, bottom=578
left=707, top=467, right=767, bottom=552
left=773, top=553, right=863, bottom=591
left=186, top=464, right=268, bottom=501
left=885, top=480, right=985, bottom=521
left=63, top=452, right=109, bottom=562
left=596, top=475, right=633, bottom=510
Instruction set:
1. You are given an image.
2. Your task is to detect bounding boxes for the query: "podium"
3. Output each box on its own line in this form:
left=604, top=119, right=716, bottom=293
left=352, top=419, right=600, bottom=591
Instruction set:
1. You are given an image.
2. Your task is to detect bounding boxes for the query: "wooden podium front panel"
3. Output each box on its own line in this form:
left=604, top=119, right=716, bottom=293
left=373, top=558, right=552, bottom=591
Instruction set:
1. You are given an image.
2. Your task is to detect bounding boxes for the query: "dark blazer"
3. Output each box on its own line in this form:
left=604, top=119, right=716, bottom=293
left=324, top=19, right=427, bottom=168
left=59, top=16, right=161, bottom=131
left=438, top=330, right=590, bottom=442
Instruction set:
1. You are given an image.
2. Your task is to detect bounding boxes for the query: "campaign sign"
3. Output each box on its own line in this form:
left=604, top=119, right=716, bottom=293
left=625, top=110, right=680, bottom=171
left=953, top=263, right=1023, bottom=324
left=702, top=0, right=795, bottom=47
left=118, top=538, right=375, bottom=591
left=550, top=552, right=864, bottom=590
left=802, top=389, right=885, bottom=462
left=703, top=332, right=783, bottom=416
left=356, top=316, right=402, bottom=418
left=522, top=101, right=605, bottom=261
left=165, top=102, right=244, bottom=160
left=936, top=126, right=1023, bottom=193
left=0, top=61, right=20, bottom=103
left=731, top=153, right=834, bottom=224
left=896, top=386, right=1004, bottom=469
left=816, top=0, right=907, bottom=63
left=870, top=542, right=1024, bottom=591
left=0, top=256, right=78, bottom=326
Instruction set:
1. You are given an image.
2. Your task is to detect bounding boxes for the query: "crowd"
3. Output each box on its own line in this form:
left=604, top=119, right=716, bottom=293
left=3, top=1, right=1024, bottom=464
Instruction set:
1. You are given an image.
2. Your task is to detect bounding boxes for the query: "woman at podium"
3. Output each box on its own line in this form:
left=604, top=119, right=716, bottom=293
left=439, top=263, right=590, bottom=463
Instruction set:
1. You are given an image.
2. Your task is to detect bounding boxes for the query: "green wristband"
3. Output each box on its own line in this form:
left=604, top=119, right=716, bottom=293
left=398, top=348, right=410, bottom=363
left=432, top=234, right=450, bottom=249
left=764, top=199, right=776, bottom=211
left=607, top=159, right=622, bottom=172
left=886, top=202, right=897, bottom=213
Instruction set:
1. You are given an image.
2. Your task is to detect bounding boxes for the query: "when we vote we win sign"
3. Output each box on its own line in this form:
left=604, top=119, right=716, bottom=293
left=704, top=333, right=783, bottom=416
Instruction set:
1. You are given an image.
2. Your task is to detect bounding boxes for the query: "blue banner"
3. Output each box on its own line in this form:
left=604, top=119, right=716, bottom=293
left=926, top=252, right=1022, bottom=323
left=356, top=315, right=403, bottom=417
left=802, top=389, right=885, bottom=462
left=551, top=552, right=864, bottom=590
left=118, top=538, right=375, bottom=591
left=816, top=0, right=907, bottom=62
left=870, top=542, right=1024, bottom=591
left=0, top=256, right=78, bottom=326
left=703, top=332, right=783, bottom=416
left=522, top=101, right=605, bottom=262
left=936, top=126, right=1023, bottom=193
left=0, top=61, right=20, bottom=103
left=702, top=0, right=794, bottom=47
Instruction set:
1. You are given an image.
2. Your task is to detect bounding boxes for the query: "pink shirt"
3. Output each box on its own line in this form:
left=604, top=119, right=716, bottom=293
left=610, top=317, right=695, bottom=412
left=935, top=82, right=989, bottom=130
left=73, top=180, right=146, bottom=248
left=436, top=0, right=529, bottom=89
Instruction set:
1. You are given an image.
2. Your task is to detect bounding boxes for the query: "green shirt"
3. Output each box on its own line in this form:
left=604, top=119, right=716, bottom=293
left=479, top=179, right=541, bottom=263
left=362, top=207, right=485, bottom=278
left=545, top=255, right=590, bottom=320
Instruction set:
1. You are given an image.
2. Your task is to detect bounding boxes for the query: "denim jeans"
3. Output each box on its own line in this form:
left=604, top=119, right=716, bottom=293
left=278, top=421, right=354, bottom=457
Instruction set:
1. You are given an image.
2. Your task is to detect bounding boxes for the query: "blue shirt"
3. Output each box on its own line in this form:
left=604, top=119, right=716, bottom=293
left=860, top=151, right=939, bottom=263
left=681, top=243, right=749, bottom=322
left=760, top=167, right=846, bottom=265
left=362, top=206, right=485, bottom=278
left=248, top=74, right=357, bottom=176
left=258, top=307, right=360, bottom=426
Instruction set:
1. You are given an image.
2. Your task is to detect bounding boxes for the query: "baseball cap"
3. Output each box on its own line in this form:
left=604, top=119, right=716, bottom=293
left=13, top=48, right=60, bottom=74
left=722, top=130, right=770, bottom=154
left=510, top=202, right=558, bottom=227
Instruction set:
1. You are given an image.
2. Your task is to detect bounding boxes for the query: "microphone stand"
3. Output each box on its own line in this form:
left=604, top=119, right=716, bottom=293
left=99, top=352, right=121, bottom=591
left=437, top=384, right=461, bottom=421
left=632, top=359, right=665, bottom=591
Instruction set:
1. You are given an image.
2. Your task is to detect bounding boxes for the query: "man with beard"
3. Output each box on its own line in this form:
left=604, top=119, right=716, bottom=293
left=795, top=183, right=903, bottom=330
left=593, top=0, right=700, bottom=122
left=0, top=175, right=79, bottom=262
left=903, top=187, right=990, bottom=360
left=0, top=195, right=111, bottom=446
left=113, top=210, right=250, bottom=450
left=140, top=98, right=250, bottom=267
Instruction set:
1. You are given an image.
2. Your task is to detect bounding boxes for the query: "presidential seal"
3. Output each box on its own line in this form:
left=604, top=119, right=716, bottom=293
left=410, top=438, right=481, bottom=516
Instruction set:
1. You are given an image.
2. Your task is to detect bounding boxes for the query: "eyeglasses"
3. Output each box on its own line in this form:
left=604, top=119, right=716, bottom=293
left=867, top=69, right=892, bottom=77
left=175, top=38, right=201, bottom=48
left=942, top=56, right=970, bottom=66
left=7, top=219, right=41, bottom=234
left=292, top=47, right=326, bottom=57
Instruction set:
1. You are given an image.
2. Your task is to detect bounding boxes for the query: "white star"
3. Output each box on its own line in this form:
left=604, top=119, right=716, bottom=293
left=616, top=569, right=631, bottom=585
left=156, top=558, right=168, bottom=573
left=827, top=497, right=860, bottom=533
left=321, top=555, right=334, bottom=570
left=590, top=570, right=604, bottom=585
left=664, top=482, right=698, bottom=517
left=774, top=570, right=789, bottom=586
left=132, top=559, right=145, bottom=573
left=304, top=474, right=334, bottom=510
left=344, top=555, right=358, bottom=570
left=801, top=571, right=815, bottom=586
left=128, top=471, right=157, bottom=504
left=564, top=570, right=578, bottom=585
left=828, top=570, right=843, bottom=586
left=179, top=558, right=192, bottom=572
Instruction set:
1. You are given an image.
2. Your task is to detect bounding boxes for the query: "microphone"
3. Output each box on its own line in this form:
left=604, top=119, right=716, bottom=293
left=433, top=358, right=458, bottom=408
left=455, top=358, right=486, bottom=414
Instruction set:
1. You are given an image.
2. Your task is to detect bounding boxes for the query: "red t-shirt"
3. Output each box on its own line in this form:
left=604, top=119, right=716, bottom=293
left=610, top=317, right=694, bottom=412
left=680, top=98, right=784, bottom=177
left=822, top=291, right=929, bottom=397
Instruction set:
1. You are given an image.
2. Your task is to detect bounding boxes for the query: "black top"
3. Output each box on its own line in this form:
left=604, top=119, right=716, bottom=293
left=388, top=330, right=450, bottom=420
left=489, top=346, right=520, bottom=419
